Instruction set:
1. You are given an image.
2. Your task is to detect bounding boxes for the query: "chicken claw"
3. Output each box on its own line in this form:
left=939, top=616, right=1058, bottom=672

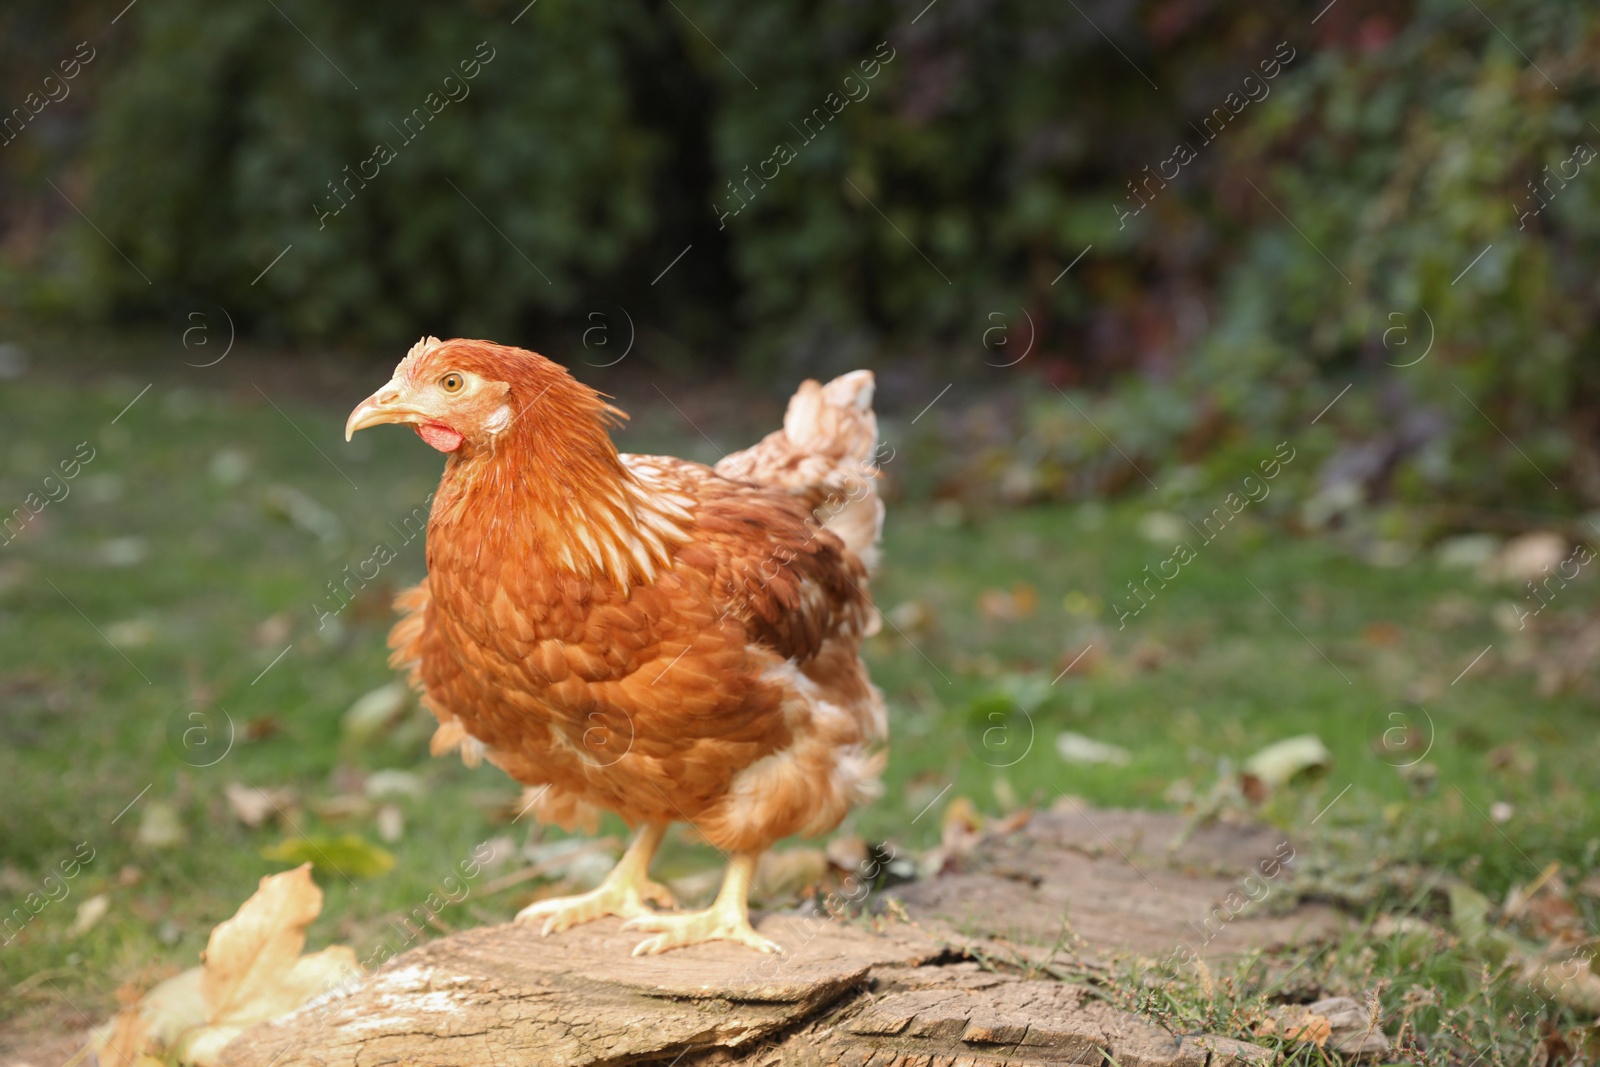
left=515, top=822, right=674, bottom=935
left=621, top=851, right=783, bottom=955
left=623, top=908, right=783, bottom=955
left=517, top=880, right=675, bottom=935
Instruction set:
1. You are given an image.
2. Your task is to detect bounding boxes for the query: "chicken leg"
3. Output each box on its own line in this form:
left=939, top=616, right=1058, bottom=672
left=515, top=821, right=676, bottom=935
left=621, top=851, right=782, bottom=955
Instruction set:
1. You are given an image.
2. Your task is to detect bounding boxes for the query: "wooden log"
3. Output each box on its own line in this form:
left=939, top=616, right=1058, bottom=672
left=219, top=807, right=1339, bottom=1066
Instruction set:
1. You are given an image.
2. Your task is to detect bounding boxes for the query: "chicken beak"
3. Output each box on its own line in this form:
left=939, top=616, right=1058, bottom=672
left=345, top=380, right=426, bottom=441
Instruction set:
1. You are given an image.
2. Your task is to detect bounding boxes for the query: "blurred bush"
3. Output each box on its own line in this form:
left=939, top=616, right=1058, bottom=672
left=2, top=0, right=1598, bottom=511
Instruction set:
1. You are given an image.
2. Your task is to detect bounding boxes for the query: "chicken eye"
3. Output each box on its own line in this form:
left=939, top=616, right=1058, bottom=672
left=441, top=373, right=464, bottom=394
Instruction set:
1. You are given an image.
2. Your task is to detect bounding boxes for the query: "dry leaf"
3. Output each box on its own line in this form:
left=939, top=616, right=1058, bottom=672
left=1532, top=1027, right=1575, bottom=1067
left=1255, top=1008, right=1331, bottom=1047
left=1308, top=995, right=1390, bottom=1055
left=224, top=783, right=294, bottom=829
left=754, top=848, right=829, bottom=901
left=341, top=681, right=409, bottom=744
left=885, top=599, right=935, bottom=636
left=989, top=807, right=1033, bottom=836
left=1243, top=735, right=1331, bottom=790
left=94, top=864, right=361, bottom=1066
left=1362, top=621, right=1403, bottom=646
left=1284, top=1012, right=1332, bottom=1046
left=1056, top=731, right=1130, bottom=766
left=1523, top=951, right=1600, bottom=1014
left=1490, top=531, right=1566, bottom=583
left=185, top=948, right=361, bottom=1064
left=941, top=796, right=983, bottom=848
left=98, top=1007, right=152, bottom=1067
left=203, top=862, right=323, bottom=1020
left=376, top=803, right=404, bottom=843
left=977, top=583, right=1038, bottom=621
left=136, top=800, right=185, bottom=849
left=138, top=967, right=207, bottom=1049
left=825, top=835, right=870, bottom=872
left=69, top=892, right=110, bottom=937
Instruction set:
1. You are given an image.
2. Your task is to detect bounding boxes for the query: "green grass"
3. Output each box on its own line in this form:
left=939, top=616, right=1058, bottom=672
left=1, top=350, right=1596, bottom=1063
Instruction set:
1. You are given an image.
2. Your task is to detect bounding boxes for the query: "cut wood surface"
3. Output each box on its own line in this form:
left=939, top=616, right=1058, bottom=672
left=892, top=804, right=1345, bottom=963
left=217, top=808, right=1343, bottom=1066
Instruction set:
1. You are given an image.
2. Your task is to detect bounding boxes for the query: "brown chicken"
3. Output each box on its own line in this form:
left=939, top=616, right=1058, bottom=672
left=345, top=337, right=886, bottom=954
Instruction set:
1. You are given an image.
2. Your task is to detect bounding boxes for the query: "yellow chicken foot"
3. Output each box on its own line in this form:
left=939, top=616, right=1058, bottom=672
left=622, top=851, right=782, bottom=955
left=515, top=822, right=676, bottom=936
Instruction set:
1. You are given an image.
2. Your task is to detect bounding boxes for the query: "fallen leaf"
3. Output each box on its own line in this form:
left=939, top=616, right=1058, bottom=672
left=96, top=537, right=149, bottom=567
left=1362, top=622, right=1403, bottom=646
left=375, top=803, right=404, bottom=844
left=69, top=892, right=110, bottom=937
left=253, top=613, right=292, bottom=648
left=1053, top=641, right=1104, bottom=679
left=1308, top=995, right=1391, bottom=1056
left=104, top=619, right=159, bottom=652
left=98, top=1005, right=151, bottom=1067
left=1256, top=1008, right=1331, bottom=1047
left=978, top=585, right=1038, bottom=621
left=1061, top=590, right=1101, bottom=618
left=940, top=796, right=983, bottom=857
left=225, top=783, right=294, bottom=829
left=1138, top=511, right=1187, bottom=544
left=1240, top=772, right=1268, bottom=805
left=1056, top=731, right=1130, bottom=766
left=138, top=966, right=206, bottom=1048
left=136, top=800, right=186, bottom=849
left=1243, top=735, right=1331, bottom=790
left=754, top=849, right=829, bottom=902
left=1129, top=640, right=1167, bottom=671
left=92, top=865, right=360, bottom=1067
left=885, top=599, right=935, bottom=636
left=340, top=681, right=409, bottom=745
left=1522, top=952, right=1600, bottom=1014
left=1490, top=532, right=1566, bottom=583
left=261, top=834, right=395, bottom=879
left=989, top=807, right=1034, bottom=836
left=243, top=716, right=282, bottom=742
left=1532, top=1026, right=1575, bottom=1067
left=308, top=794, right=372, bottom=822
left=364, top=769, right=424, bottom=798
left=187, top=947, right=360, bottom=1063
left=1371, top=914, right=1436, bottom=939
left=1434, top=533, right=1499, bottom=571
left=202, top=863, right=322, bottom=1020
left=825, top=835, right=870, bottom=873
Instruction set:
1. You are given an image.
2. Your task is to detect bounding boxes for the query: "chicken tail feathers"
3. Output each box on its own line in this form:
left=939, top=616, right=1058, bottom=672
left=715, top=370, right=886, bottom=575
left=782, top=369, right=879, bottom=465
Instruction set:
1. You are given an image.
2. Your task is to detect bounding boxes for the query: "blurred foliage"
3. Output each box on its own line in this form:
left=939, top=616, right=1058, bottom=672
left=1, top=0, right=1599, bottom=511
